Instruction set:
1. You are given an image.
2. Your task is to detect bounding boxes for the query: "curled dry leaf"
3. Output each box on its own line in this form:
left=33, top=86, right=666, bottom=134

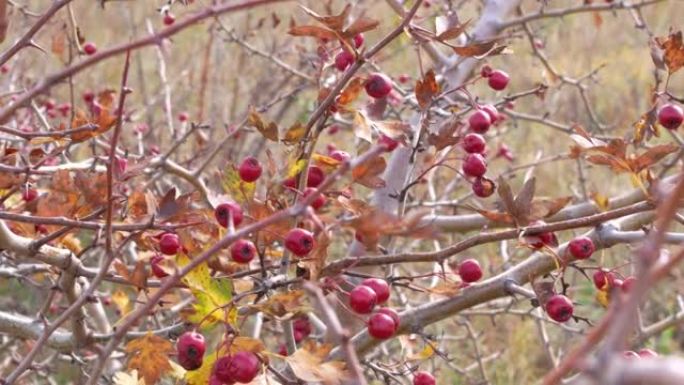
left=246, top=290, right=308, bottom=319
left=415, top=69, right=440, bottom=109
left=286, top=343, right=348, bottom=385
left=248, top=107, right=279, bottom=142
left=655, top=30, right=684, bottom=74
left=351, top=156, right=386, bottom=189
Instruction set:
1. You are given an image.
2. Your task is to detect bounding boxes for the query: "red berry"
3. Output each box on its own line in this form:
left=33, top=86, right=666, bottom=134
left=57, top=103, right=71, bottom=117
left=379, top=134, right=399, bottom=152
left=163, top=13, right=176, bottom=25
left=334, top=50, right=354, bottom=71
left=568, top=236, right=595, bottom=260
left=480, top=65, right=493, bottom=78
left=176, top=331, right=206, bottom=371
left=361, top=278, right=390, bottom=304
left=462, top=154, right=487, bottom=177
left=22, top=187, right=38, bottom=202
left=462, top=133, right=486, bottom=153
left=284, top=228, right=315, bottom=256
left=525, top=220, right=558, bottom=249
left=213, top=351, right=261, bottom=384
left=593, top=269, right=615, bottom=290
left=330, top=150, right=350, bottom=162
left=303, top=187, right=326, bottom=210
left=328, top=125, right=340, bottom=135
left=488, top=70, right=509, bottom=91
left=377, top=307, right=400, bottom=328
left=481, top=104, right=499, bottom=123
left=277, top=343, right=288, bottom=356
left=307, top=166, right=325, bottom=187
left=238, top=156, right=262, bottom=182
left=472, top=177, right=496, bottom=198
left=612, top=278, right=624, bottom=290
left=293, top=329, right=306, bottom=343
left=638, top=348, right=658, bottom=358
left=367, top=312, right=396, bottom=339
left=398, top=74, right=410, bottom=84
left=413, top=371, right=436, bottom=385
left=0, top=64, right=8, bottom=74
left=658, top=103, right=684, bottom=130
left=365, top=73, right=393, bottom=99
left=83, top=91, right=95, bottom=103
left=621, top=276, right=636, bottom=293
left=545, top=294, right=574, bottom=323
left=353, top=33, right=364, bottom=48
left=44, top=99, right=56, bottom=110
left=458, top=259, right=483, bottom=283
left=35, top=224, right=48, bottom=234
left=293, top=317, right=312, bottom=337
left=468, top=110, right=492, bottom=133
left=83, top=42, right=97, bottom=55
left=150, top=254, right=169, bottom=278
left=349, top=285, right=377, bottom=314
left=623, top=350, right=640, bottom=359
left=230, top=239, right=257, bottom=264
left=159, top=233, right=181, bottom=255
left=214, top=202, right=244, bottom=228
left=178, top=112, right=189, bottom=122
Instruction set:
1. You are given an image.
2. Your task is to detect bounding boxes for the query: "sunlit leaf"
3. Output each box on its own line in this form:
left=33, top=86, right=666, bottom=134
left=125, top=333, right=174, bottom=385
left=655, top=30, right=684, bottom=74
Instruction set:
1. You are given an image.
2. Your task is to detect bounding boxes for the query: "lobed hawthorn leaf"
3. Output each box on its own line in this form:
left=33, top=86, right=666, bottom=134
left=655, top=30, right=684, bottom=74
left=352, top=111, right=373, bottom=143
left=245, top=290, right=309, bottom=319
left=337, top=77, right=365, bottom=106
left=436, top=20, right=471, bottom=41
left=248, top=107, right=279, bottom=142
left=286, top=342, right=348, bottom=385
left=351, top=155, right=386, bottom=189
left=451, top=40, right=497, bottom=57
left=632, top=143, right=679, bottom=172
left=346, top=206, right=438, bottom=250
left=125, top=332, right=174, bottom=385
left=343, top=17, right=379, bottom=36
left=415, top=69, right=440, bottom=110
left=428, top=118, right=462, bottom=150
left=299, top=4, right=350, bottom=31
left=282, top=122, right=307, bottom=144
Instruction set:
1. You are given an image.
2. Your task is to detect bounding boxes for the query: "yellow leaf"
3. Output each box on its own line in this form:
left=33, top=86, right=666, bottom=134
left=283, top=122, right=307, bottom=144
left=352, top=112, right=373, bottom=143
left=125, top=333, right=174, bottom=385
left=113, top=370, right=146, bottom=385
left=248, top=107, right=279, bottom=141
left=312, top=153, right=341, bottom=167
left=185, top=348, right=226, bottom=385
left=222, top=167, right=255, bottom=204
left=596, top=289, right=610, bottom=308
left=286, top=345, right=348, bottom=385
left=407, top=344, right=435, bottom=361
left=111, top=290, right=131, bottom=316
left=167, top=359, right=187, bottom=380
left=286, top=159, right=307, bottom=179
left=177, top=254, right=237, bottom=328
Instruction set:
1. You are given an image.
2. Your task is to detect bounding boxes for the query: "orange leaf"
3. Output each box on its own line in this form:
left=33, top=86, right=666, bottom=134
left=655, top=30, right=684, bottom=74
left=415, top=69, right=440, bottom=109
left=351, top=156, right=386, bottom=189
left=125, top=333, right=174, bottom=385
left=451, top=41, right=497, bottom=57
left=337, top=77, right=365, bottom=106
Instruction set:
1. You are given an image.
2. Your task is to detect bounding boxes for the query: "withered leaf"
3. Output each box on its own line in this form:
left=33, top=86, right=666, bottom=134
left=125, top=333, right=174, bottom=385
left=415, top=69, right=440, bottom=109
left=436, top=20, right=470, bottom=41
left=351, top=156, right=386, bottom=189
left=343, top=17, right=380, bottom=36
left=337, top=77, right=365, bottom=106
left=451, top=40, right=497, bottom=57
left=283, top=122, right=307, bottom=144
left=632, top=143, right=679, bottom=172
left=299, top=4, right=350, bottom=31
left=248, top=107, right=278, bottom=141
left=288, top=25, right=337, bottom=40
left=655, top=30, right=684, bottom=74
left=528, top=197, right=572, bottom=220
left=352, top=111, right=373, bottom=143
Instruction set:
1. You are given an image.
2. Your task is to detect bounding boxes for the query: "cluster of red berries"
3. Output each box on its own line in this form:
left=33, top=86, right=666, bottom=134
left=42, top=98, right=71, bottom=119
left=524, top=220, right=559, bottom=249
left=347, top=278, right=401, bottom=339
left=333, top=33, right=364, bottom=72
left=592, top=268, right=637, bottom=293
left=658, top=103, right=684, bottom=130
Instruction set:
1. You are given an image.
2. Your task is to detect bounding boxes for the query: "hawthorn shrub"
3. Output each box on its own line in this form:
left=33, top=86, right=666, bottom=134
left=0, top=1, right=683, bottom=385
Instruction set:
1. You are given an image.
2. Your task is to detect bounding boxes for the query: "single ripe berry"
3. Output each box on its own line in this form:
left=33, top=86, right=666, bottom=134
left=462, top=133, right=486, bottom=153
left=178, top=112, right=189, bottom=122
left=44, top=99, right=56, bottom=110
left=612, top=278, right=624, bottom=290
left=462, top=154, right=487, bottom=177
left=658, top=103, right=684, bottom=130
left=83, top=91, right=95, bottom=103
left=349, top=285, right=377, bottom=314
left=307, top=166, right=325, bottom=187
left=365, top=73, right=393, bottom=99
left=377, top=307, right=400, bottom=329
left=303, top=187, right=326, bottom=210
left=353, top=33, right=364, bottom=48
left=284, top=228, right=315, bottom=256
left=638, top=348, right=658, bottom=358
left=458, top=259, right=483, bottom=283
left=83, top=42, right=97, bottom=55
left=230, top=239, right=256, bottom=264
left=176, top=331, right=206, bottom=371
left=621, top=276, right=636, bottom=293
left=58, top=103, right=71, bottom=117
left=150, top=254, right=169, bottom=278
left=593, top=268, right=615, bottom=290
left=413, top=371, right=436, bottom=385
left=238, top=156, right=262, bottom=182
left=330, top=150, right=350, bottom=162
left=481, top=104, right=499, bottom=123
left=22, top=187, right=38, bottom=202
left=472, top=177, right=495, bottom=198
left=379, top=134, right=399, bottom=152
left=214, top=202, right=244, bottom=228
left=213, top=352, right=261, bottom=384
left=568, top=236, right=595, bottom=260
left=334, top=51, right=354, bottom=71
left=163, top=13, right=176, bottom=25
left=367, top=313, right=396, bottom=339
left=159, top=233, right=181, bottom=255
left=398, top=74, right=410, bottom=84
left=488, top=70, right=509, bottom=91
left=361, top=278, right=390, bottom=304
left=293, top=317, right=312, bottom=338
left=525, top=220, right=558, bottom=249
left=545, top=294, right=574, bottom=323
left=468, top=110, right=492, bottom=133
